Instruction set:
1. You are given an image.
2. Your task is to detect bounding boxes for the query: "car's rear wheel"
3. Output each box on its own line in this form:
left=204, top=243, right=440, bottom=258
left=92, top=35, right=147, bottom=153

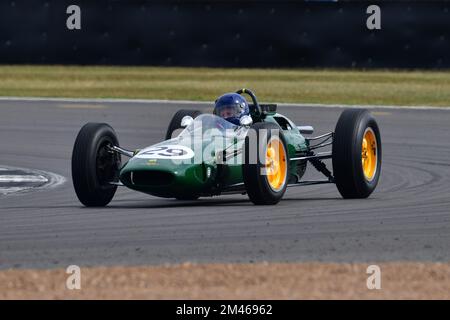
left=332, top=109, right=382, bottom=198
left=165, top=109, right=202, bottom=140
left=72, top=123, right=121, bottom=207
left=243, top=122, right=289, bottom=205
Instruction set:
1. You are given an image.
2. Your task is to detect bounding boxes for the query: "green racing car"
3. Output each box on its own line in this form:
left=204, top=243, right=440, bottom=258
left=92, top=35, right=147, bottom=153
left=71, top=89, right=381, bottom=206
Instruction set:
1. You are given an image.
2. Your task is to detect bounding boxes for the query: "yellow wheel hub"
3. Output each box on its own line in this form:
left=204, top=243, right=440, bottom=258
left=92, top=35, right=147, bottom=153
left=361, top=128, right=377, bottom=181
left=265, top=138, right=287, bottom=191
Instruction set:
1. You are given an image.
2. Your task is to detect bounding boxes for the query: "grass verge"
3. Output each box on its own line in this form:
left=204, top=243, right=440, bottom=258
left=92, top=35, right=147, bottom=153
left=1, top=65, right=450, bottom=106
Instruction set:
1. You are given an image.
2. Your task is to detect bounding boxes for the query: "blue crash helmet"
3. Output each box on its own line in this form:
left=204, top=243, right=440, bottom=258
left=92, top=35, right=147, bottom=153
left=213, top=93, right=250, bottom=125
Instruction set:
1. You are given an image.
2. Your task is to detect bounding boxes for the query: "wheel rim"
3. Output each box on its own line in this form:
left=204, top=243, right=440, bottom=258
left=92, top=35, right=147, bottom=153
left=265, top=137, right=287, bottom=192
left=361, top=127, right=377, bottom=181
left=96, top=141, right=119, bottom=186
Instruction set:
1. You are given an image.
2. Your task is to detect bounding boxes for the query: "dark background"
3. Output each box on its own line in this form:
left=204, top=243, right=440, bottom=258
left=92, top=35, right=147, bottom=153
left=0, top=1, right=449, bottom=68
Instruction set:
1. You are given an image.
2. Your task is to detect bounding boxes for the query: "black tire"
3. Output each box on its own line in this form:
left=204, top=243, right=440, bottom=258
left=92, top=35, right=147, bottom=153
left=332, top=109, right=382, bottom=198
left=72, top=123, right=121, bottom=207
left=243, top=122, right=289, bottom=205
left=165, top=109, right=202, bottom=140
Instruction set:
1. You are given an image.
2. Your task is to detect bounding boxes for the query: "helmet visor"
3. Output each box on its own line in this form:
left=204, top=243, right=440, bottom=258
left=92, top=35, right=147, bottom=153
left=215, top=104, right=240, bottom=119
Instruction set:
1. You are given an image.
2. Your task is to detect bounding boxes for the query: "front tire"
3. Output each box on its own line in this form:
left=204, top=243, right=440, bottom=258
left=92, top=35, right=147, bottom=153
left=243, top=122, right=289, bottom=205
left=332, top=109, right=382, bottom=198
left=72, top=123, right=121, bottom=207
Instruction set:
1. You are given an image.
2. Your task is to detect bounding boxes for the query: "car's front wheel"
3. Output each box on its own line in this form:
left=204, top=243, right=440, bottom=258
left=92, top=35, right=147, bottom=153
left=72, top=123, right=121, bottom=207
left=243, top=122, right=289, bottom=205
left=332, top=109, right=382, bottom=198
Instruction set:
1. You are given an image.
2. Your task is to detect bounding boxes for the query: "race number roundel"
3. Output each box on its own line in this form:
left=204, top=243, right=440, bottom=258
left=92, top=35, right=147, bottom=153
left=136, top=145, right=194, bottom=160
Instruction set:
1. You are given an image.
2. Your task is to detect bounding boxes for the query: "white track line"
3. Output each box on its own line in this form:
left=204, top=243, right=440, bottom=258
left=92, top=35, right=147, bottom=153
left=0, top=175, right=48, bottom=183
left=0, top=187, right=33, bottom=195
left=0, top=96, right=449, bottom=110
left=0, top=166, right=65, bottom=196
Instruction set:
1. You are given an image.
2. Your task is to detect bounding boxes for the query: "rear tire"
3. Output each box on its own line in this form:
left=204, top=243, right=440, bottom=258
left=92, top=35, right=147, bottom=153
left=332, top=109, right=382, bottom=198
left=165, top=109, right=202, bottom=140
left=72, top=123, right=121, bottom=207
left=243, top=122, right=289, bottom=205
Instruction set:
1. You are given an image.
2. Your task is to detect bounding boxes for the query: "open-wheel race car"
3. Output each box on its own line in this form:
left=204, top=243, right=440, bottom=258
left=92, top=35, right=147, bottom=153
left=71, top=89, right=381, bottom=206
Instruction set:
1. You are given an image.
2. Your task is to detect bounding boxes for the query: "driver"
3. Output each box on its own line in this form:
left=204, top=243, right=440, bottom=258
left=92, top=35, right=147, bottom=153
left=213, top=93, right=250, bottom=125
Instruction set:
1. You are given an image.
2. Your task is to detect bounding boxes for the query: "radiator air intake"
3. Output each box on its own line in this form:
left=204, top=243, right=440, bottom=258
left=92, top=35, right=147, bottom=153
left=128, top=170, right=175, bottom=186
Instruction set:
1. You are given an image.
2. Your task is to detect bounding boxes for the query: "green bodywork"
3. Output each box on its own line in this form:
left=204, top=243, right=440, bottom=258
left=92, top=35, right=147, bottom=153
left=119, top=113, right=309, bottom=198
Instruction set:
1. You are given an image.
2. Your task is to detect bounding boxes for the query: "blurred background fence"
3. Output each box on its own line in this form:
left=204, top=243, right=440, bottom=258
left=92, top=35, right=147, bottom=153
left=0, top=1, right=449, bottom=68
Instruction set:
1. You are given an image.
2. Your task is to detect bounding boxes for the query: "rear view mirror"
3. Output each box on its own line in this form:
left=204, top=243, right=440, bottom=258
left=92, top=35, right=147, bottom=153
left=239, top=115, right=253, bottom=127
left=181, top=116, right=194, bottom=127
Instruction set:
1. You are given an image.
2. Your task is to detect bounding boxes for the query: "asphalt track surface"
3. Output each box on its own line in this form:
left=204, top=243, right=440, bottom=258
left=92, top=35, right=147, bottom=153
left=0, top=100, right=449, bottom=269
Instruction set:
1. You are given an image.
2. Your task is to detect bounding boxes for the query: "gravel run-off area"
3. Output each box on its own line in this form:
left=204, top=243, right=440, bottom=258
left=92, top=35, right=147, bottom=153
left=1, top=262, right=449, bottom=299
